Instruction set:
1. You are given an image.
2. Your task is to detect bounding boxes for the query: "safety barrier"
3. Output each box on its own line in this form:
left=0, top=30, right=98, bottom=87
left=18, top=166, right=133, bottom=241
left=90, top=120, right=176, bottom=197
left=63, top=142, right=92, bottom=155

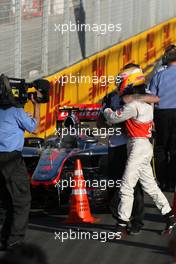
left=25, top=17, right=176, bottom=138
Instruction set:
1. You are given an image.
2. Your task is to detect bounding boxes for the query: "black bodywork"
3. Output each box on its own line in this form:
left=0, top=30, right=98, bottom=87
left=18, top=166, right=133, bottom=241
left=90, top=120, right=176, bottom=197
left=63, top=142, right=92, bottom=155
left=23, top=135, right=109, bottom=209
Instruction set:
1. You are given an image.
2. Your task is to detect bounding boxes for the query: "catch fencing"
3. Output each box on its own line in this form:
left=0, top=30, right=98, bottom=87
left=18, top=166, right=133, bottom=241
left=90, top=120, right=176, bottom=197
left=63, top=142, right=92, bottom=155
left=0, top=0, right=176, bottom=80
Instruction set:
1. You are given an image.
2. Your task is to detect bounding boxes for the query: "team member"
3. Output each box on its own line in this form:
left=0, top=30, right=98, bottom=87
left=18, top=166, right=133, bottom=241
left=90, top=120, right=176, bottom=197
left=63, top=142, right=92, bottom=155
left=104, top=79, right=175, bottom=238
left=0, top=75, right=40, bottom=250
left=149, top=45, right=176, bottom=190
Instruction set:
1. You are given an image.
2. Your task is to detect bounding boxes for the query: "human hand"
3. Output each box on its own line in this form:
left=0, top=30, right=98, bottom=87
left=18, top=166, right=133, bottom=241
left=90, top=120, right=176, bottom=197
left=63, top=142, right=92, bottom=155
left=31, top=90, right=43, bottom=105
left=27, top=112, right=33, bottom=118
left=104, top=108, right=113, bottom=115
left=104, top=108, right=113, bottom=123
left=31, top=94, right=38, bottom=105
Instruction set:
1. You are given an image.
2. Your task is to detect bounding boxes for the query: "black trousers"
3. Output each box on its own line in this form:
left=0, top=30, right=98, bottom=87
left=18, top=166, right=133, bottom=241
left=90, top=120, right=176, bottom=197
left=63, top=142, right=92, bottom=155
left=154, top=109, right=176, bottom=189
left=0, top=151, right=31, bottom=245
left=108, top=144, right=144, bottom=226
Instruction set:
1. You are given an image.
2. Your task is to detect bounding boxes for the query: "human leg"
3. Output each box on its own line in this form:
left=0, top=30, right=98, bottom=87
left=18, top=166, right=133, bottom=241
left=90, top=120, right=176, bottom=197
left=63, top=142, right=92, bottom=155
left=1, top=154, right=31, bottom=246
left=154, top=110, right=170, bottom=189
left=168, top=110, right=176, bottom=189
left=138, top=141, right=175, bottom=233
left=130, top=182, right=144, bottom=234
left=108, top=144, right=127, bottom=217
left=117, top=140, right=143, bottom=223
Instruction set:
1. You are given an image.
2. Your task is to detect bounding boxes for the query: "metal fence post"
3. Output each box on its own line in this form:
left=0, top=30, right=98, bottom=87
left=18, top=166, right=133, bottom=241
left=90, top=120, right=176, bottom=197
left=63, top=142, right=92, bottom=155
left=42, top=0, right=49, bottom=76
left=149, top=0, right=156, bottom=27
left=14, top=0, right=21, bottom=78
left=95, top=0, right=101, bottom=52
left=63, top=0, right=70, bottom=67
left=108, top=0, right=112, bottom=47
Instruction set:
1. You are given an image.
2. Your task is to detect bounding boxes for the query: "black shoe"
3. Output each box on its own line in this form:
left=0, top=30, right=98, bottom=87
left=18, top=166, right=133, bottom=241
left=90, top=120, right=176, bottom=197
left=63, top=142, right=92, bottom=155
left=114, top=224, right=128, bottom=240
left=162, top=212, right=176, bottom=235
left=130, top=223, right=142, bottom=235
left=162, top=222, right=176, bottom=235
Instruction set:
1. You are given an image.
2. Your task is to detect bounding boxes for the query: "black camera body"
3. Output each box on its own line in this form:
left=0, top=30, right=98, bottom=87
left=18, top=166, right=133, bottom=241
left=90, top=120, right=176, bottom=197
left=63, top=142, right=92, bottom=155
left=0, top=75, right=50, bottom=108
left=9, top=78, right=50, bottom=105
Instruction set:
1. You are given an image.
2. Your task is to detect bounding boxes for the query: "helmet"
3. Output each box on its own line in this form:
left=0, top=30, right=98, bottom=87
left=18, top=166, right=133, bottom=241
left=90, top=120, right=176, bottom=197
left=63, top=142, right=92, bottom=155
left=117, top=66, right=145, bottom=96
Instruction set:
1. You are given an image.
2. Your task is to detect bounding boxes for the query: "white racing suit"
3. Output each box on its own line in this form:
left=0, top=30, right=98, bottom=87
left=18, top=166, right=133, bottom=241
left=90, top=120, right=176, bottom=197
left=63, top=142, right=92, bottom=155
left=104, top=101, right=171, bottom=223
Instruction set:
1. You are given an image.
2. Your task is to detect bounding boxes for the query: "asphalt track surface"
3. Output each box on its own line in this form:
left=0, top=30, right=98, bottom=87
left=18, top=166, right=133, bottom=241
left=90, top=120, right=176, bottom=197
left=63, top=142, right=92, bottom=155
left=0, top=192, right=175, bottom=264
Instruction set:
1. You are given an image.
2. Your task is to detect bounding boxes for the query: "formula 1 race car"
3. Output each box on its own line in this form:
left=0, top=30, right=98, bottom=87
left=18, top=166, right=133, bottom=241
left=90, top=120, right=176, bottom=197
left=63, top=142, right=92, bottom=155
left=23, top=104, right=109, bottom=210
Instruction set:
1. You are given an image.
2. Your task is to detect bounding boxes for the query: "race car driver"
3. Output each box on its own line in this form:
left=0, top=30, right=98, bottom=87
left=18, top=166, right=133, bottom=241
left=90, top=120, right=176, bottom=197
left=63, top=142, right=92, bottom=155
left=101, top=64, right=146, bottom=235
left=104, top=72, right=176, bottom=238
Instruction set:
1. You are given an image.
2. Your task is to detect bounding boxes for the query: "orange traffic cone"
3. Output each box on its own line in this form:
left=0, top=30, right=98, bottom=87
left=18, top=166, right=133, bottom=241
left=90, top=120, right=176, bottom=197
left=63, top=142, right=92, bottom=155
left=173, top=186, right=176, bottom=218
left=65, top=159, right=97, bottom=224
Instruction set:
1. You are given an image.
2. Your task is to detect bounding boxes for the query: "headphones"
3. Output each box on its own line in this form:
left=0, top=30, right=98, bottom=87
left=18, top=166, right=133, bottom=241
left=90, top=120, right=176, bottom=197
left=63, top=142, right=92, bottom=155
left=162, top=44, right=176, bottom=65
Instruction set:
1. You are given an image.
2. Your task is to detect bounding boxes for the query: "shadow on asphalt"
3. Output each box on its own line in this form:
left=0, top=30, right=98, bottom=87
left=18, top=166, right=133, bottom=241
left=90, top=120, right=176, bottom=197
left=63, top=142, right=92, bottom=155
left=28, top=222, right=169, bottom=256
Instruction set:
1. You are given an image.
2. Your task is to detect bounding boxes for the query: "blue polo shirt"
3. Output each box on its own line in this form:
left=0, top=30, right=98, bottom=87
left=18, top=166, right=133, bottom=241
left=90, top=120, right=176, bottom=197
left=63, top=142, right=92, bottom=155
left=0, top=107, right=37, bottom=152
left=149, top=65, right=176, bottom=109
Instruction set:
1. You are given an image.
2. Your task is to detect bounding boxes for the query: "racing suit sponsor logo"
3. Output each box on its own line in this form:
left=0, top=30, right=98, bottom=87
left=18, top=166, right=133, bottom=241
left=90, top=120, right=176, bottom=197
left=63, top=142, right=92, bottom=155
left=126, top=119, right=153, bottom=138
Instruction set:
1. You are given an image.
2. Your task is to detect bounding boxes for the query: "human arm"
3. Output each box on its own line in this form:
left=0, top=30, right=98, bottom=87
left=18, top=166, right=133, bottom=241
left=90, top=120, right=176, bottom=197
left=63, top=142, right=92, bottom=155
left=32, top=104, right=40, bottom=134
left=148, top=73, right=160, bottom=96
left=122, top=94, right=160, bottom=104
left=16, top=93, right=41, bottom=134
left=104, top=102, right=137, bottom=124
left=29, top=93, right=41, bottom=134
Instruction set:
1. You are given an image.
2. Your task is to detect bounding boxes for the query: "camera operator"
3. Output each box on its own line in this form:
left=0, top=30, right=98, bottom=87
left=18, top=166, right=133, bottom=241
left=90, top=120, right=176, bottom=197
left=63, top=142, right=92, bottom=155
left=0, top=75, right=40, bottom=250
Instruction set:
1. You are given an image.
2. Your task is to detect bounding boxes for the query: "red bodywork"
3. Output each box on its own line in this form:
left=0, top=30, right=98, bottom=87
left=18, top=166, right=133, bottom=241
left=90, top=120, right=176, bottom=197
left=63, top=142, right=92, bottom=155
left=56, top=103, right=102, bottom=122
left=31, top=150, right=75, bottom=187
